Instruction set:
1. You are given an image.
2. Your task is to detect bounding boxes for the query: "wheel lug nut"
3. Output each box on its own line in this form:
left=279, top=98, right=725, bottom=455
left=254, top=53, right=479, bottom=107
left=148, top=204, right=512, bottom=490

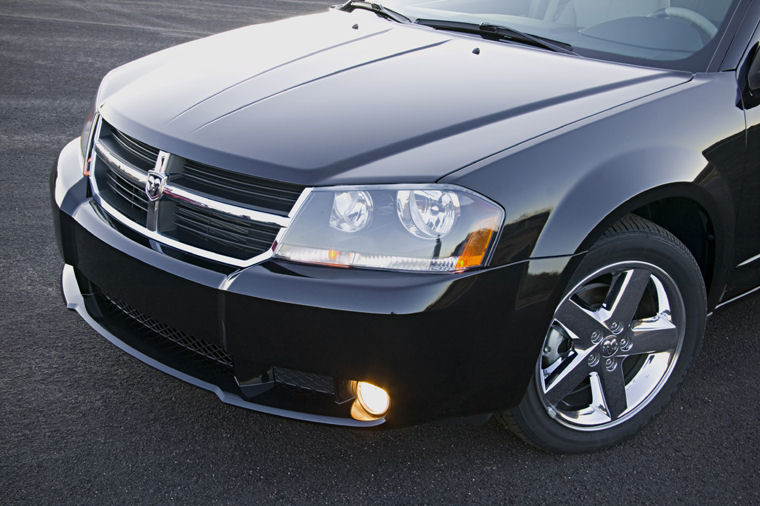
left=605, top=358, right=617, bottom=372
left=587, top=353, right=600, bottom=367
left=591, top=331, right=602, bottom=344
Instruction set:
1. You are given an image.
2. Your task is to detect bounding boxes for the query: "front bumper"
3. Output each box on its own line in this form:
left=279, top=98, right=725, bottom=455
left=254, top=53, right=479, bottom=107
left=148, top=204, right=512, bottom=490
left=53, top=138, right=573, bottom=426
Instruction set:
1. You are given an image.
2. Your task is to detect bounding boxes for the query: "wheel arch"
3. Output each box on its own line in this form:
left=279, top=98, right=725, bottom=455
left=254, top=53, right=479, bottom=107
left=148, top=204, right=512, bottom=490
left=568, top=183, right=732, bottom=310
left=528, top=143, right=737, bottom=311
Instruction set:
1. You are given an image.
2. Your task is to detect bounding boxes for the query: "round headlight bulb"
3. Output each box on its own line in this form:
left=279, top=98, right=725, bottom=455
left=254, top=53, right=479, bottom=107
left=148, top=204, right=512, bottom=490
left=329, top=190, right=373, bottom=233
left=396, top=190, right=459, bottom=239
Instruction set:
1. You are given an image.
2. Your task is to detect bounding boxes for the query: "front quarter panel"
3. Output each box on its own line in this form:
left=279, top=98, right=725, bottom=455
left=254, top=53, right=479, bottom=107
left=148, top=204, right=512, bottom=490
left=446, top=73, right=745, bottom=308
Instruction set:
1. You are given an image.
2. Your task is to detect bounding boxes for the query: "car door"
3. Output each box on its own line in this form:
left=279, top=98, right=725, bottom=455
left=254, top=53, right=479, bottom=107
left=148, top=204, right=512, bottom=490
left=726, top=17, right=760, bottom=301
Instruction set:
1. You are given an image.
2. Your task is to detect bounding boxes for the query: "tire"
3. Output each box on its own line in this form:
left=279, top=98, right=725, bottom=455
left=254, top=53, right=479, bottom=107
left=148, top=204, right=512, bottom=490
left=501, top=215, right=706, bottom=453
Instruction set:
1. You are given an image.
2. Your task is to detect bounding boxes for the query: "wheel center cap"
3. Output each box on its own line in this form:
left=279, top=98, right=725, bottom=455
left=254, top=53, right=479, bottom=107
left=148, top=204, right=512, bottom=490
left=601, top=337, right=619, bottom=357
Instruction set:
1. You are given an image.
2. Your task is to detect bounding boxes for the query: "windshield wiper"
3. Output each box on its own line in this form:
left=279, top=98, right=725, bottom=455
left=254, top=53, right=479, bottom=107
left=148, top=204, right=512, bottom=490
left=415, top=19, right=576, bottom=55
left=337, top=1, right=411, bottom=24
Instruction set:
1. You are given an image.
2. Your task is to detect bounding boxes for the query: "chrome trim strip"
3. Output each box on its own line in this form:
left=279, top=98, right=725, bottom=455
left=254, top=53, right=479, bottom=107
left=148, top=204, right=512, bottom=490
left=94, top=196, right=275, bottom=268
left=94, top=141, right=147, bottom=185
left=268, top=187, right=312, bottom=260
left=737, top=253, right=760, bottom=268
left=715, top=285, right=760, bottom=310
left=163, top=185, right=290, bottom=228
left=218, top=270, right=243, bottom=291
left=154, top=150, right=171, bottom=175
left=61, top=264, right=383, bottom=428
left=86, top=118, right=103, bottom=190
left=82, top=111, right=100, bottom=173
left=146, top=150, right=172, bottom=232
left=287, top=187, right=313, bottom=219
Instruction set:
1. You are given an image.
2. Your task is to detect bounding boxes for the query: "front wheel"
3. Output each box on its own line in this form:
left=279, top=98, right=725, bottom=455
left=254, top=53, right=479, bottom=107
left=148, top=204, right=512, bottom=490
left=502, top=215, right=706, bottom=453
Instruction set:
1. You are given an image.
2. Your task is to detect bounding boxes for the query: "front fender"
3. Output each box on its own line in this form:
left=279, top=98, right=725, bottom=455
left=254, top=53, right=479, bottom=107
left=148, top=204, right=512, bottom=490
left=538, top=146, right=735, bottom=258
left=444, top=73, right=745, bottom=308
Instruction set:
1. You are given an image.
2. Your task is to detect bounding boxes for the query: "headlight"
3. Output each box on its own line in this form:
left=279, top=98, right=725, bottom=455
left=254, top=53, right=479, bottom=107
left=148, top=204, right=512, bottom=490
left=273, top=185, right=504, bottom=272
left=80, top=98, right=98, bottom=175
left=329, top=190, right=373, bottom=233
left=396, top=189, right=459, bottom=239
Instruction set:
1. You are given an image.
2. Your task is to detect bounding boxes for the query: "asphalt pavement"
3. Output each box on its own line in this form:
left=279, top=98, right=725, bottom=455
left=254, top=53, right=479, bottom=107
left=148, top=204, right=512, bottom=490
left=1, top=1, right=759, bottom=503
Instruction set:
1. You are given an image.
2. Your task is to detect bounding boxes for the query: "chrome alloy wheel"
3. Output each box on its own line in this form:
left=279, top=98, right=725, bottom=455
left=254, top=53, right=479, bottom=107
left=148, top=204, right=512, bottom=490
left=537, top=261, right=686, bottom=431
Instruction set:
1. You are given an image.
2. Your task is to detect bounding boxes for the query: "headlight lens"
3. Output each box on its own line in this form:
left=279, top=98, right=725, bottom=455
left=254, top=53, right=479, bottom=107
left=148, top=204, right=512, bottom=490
left=274, top=185, right=504, bottom=272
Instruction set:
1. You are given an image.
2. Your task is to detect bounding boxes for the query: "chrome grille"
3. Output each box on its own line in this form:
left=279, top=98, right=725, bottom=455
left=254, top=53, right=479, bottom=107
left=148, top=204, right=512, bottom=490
left=88, top=119, right=305, bottom=267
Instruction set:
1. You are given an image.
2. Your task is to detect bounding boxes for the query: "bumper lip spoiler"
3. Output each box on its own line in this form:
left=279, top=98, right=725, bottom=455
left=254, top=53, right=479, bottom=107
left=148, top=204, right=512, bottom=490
left=61, top=263, right=385, bottom=428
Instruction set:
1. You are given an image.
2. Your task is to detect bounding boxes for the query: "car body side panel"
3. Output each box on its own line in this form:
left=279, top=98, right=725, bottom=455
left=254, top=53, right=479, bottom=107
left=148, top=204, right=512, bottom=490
left=445, top=72, right=747, bottom=309
left=721, top=9, right=760, bottom=300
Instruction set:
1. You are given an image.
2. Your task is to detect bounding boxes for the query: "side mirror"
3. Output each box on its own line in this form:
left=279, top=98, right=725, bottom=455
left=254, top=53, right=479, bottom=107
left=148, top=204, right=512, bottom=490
left=748, top=45, right=760, bottom=93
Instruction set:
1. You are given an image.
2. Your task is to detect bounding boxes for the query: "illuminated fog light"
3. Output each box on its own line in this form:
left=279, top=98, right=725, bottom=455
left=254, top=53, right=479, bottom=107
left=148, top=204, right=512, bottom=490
left=329, top=190, right=373, bottom=233
left=351, top=381, right=390, bottom=420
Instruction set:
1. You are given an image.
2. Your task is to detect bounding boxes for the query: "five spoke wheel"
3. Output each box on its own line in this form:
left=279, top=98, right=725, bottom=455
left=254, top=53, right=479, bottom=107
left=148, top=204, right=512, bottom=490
left=503, top=216, right=706, bottom=452
left=537, top=262, right=685, bottom=429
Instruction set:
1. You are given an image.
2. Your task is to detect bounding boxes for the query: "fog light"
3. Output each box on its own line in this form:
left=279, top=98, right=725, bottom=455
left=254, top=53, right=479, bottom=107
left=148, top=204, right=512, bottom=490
left=350, top=381, right=390, bottom=420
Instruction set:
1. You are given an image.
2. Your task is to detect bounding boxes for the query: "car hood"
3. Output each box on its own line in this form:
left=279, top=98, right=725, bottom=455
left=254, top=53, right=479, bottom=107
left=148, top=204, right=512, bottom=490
left=99, top=10, right=692, bottom=186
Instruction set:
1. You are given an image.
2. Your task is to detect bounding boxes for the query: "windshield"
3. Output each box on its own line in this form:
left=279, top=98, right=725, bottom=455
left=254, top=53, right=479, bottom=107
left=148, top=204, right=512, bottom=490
left=379, top=0, right=740, bottom=71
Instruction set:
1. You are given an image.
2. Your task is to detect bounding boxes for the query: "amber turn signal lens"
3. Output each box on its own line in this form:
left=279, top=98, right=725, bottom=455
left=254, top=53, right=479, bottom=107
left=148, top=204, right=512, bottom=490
left=455, top=217, right=500, bottom=270
left=83, top=156, right=92, bottom=177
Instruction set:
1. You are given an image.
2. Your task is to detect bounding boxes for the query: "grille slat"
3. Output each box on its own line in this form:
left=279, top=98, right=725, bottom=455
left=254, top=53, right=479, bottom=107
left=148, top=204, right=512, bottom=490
left=180, top=171, right=299, bottom=207
left=170, top=202, right=280, bottom=259
left=110, top=127, right=159, bottom=168
left=174, top=203, right=280, bottom=237
left=106, top=180, right=148, bottom=214
left=98, top=157, right=149, bottom=222
left=183, top=164, right=302, bottom=199
left=175, top=160, right=304, bottom=214
left=106, top=171, right=149, bottom=212
left=173, top=219, right=274, bottom=251
left=172, top=223, right=274, bottom=255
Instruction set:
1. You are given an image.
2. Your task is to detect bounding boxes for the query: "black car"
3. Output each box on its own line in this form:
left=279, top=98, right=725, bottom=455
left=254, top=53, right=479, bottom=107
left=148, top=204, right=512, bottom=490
left=52, top=0, right=760, bottom=452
